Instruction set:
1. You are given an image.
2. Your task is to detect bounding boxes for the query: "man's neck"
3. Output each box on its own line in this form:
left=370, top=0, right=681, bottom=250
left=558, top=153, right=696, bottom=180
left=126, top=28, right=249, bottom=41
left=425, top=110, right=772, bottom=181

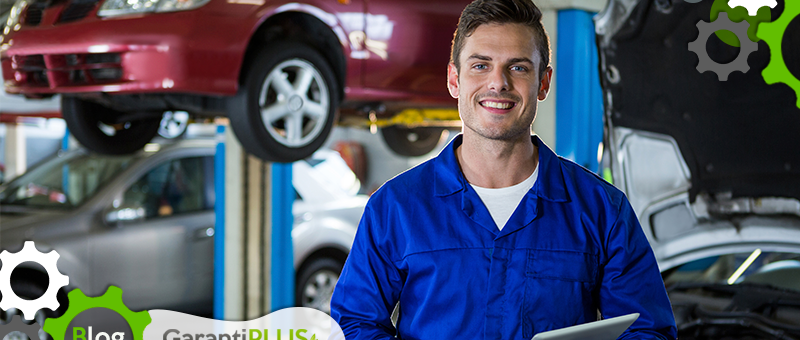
left=456, top=132, right=539, bottom=189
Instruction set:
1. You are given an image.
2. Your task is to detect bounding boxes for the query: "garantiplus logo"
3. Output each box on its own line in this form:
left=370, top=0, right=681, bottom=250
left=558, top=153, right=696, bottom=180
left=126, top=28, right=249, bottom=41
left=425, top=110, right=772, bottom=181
left=145, top=308, right=343, bottom=340
left=0, top=241, right=343, bottom=340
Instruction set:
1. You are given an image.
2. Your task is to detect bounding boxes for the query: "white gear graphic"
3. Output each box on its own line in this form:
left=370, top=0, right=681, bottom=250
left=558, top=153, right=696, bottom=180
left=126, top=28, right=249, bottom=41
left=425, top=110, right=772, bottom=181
left=0, top=241, right=69, bottom=320
left=728, top=0, right=777, bottom=16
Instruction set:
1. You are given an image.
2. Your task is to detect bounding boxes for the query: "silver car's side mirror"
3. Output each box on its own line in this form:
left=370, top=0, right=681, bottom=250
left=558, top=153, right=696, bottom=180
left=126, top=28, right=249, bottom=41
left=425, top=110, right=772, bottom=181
left=104, top=206, right=146, bottom=224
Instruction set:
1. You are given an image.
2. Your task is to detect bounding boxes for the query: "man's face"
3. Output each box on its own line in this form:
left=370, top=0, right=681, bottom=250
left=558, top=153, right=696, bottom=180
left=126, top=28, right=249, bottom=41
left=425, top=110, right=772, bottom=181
left=448, top=23, right=552, bottom=141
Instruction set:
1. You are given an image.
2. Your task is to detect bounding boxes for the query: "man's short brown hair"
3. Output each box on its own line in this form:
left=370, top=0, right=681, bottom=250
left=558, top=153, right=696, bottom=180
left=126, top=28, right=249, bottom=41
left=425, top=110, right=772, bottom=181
left=450, top=0, right=551, bottom=78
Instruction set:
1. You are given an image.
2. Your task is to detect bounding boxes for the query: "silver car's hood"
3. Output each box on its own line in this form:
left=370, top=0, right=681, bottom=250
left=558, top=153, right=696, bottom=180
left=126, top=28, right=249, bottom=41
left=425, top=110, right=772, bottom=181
left=595, top=0, right=800, bottom=202
left=1, top=208, right=69, bottom=229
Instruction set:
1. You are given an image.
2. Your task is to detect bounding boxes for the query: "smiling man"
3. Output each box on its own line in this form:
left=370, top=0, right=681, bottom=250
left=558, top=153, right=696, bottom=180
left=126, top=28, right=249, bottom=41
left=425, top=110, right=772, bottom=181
left=330, top=0, right=677, bottom=339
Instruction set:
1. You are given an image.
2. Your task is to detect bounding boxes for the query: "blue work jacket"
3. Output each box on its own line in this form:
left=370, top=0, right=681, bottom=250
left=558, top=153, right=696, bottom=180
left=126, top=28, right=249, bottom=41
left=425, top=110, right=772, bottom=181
left=331, top=135, right=677, bottom=340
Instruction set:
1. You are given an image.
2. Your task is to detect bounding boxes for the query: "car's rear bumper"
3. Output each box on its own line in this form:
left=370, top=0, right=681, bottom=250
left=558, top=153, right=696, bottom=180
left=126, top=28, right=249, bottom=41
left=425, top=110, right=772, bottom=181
left=1, top=6, right=249, bottom=97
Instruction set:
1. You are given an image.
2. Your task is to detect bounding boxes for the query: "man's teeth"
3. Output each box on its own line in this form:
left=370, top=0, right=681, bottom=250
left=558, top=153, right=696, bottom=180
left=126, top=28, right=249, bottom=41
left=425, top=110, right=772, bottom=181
left=481, top=101, right=513, bottom=109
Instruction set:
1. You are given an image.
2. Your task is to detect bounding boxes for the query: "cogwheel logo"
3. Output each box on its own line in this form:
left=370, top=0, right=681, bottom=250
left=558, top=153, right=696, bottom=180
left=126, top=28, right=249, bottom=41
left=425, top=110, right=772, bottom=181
left=0, top=241, right=70, bottom=320
left=728, top=0, right=777, bottom=16
left=687, top=12, right=758, bottom=81
left=711, top=0, right=772, bottom=46
left=0, top=315, right=42, bottom=340
left=757, top=0, right=800, bottom=108
left=43, top=286, right=151, bottom=340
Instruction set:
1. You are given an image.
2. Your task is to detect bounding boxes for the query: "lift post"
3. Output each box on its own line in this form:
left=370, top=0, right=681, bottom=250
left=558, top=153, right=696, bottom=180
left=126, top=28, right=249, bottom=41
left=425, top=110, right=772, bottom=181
left=214, top=124, right=294, bottom=320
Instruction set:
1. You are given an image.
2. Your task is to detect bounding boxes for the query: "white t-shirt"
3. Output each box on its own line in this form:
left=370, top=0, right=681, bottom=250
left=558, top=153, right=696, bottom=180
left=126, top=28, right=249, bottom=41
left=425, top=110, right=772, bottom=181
left=470, top=165, right=539, bottom=230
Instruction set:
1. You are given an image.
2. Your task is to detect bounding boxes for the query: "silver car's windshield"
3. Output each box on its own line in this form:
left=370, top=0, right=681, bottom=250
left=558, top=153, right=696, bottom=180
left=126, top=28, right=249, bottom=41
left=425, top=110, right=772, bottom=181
left=665, top=251, right=800, bottom=293
left=0, top=151, right=142, bottom=209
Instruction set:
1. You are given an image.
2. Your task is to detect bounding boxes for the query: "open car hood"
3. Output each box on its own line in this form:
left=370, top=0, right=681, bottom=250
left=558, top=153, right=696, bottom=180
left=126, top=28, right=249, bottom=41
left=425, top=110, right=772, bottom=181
left=595, top=0, right=800, bottom=201
left=595, top=0, right=800, bottom=270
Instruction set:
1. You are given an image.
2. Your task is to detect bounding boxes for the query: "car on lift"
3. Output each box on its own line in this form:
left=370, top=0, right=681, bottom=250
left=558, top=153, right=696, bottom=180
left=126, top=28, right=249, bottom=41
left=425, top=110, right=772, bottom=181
left=0, top=137, right=366, bottom=325
left=0, top=1, right=61, bottom=130
left=0, top=0, right=465, bottom=162
left=596, top=0, right=800, bottom=338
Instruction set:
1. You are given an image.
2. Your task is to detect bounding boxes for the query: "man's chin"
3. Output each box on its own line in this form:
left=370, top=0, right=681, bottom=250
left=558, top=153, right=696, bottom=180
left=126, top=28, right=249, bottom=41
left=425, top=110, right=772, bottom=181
left=468, top=127, right=532, bottom=142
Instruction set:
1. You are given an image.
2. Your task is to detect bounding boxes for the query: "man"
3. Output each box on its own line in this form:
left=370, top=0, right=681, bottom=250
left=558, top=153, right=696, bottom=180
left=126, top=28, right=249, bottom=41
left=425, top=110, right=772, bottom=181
left=330, top=0, right=678, bottom=339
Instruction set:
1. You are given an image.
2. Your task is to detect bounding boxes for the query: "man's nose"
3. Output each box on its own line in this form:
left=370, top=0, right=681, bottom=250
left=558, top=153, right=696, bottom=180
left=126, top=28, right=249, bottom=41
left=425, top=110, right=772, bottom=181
left=487, top=68, right=510, bottom=92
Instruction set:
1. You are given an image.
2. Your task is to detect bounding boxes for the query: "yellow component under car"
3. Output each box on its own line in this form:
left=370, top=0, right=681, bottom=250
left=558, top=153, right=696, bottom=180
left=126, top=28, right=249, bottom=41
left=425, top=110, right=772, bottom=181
left=370, top=108, right=461, bottom=128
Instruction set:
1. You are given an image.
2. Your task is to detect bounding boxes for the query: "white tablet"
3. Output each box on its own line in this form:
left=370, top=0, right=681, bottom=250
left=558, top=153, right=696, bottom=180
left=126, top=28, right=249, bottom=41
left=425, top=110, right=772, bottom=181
left=531, top=313, right=639, bottom=340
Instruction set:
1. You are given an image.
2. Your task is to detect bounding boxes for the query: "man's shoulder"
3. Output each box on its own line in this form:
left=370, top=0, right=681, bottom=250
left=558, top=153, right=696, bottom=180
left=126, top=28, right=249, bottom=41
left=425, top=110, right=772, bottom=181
left=371, top=156, right=438, bottom=201
left=555, top=155, right=626, bottom=208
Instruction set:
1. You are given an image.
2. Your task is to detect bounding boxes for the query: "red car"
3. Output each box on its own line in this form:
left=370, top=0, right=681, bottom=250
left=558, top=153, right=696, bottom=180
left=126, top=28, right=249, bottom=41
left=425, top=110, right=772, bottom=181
left=0, top=0, right=464, bottom=161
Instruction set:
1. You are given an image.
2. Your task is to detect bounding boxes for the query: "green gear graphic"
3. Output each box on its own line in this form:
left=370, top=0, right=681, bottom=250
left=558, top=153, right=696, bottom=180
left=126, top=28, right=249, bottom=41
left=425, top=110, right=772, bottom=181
left=42, top=286, right=151, bottom=340
left=756, top=0, right=800, bottom=108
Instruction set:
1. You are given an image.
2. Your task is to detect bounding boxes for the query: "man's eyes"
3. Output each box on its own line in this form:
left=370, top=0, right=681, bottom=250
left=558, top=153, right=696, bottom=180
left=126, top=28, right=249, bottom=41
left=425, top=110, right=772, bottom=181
left=471, top=64, right=528, bottom=72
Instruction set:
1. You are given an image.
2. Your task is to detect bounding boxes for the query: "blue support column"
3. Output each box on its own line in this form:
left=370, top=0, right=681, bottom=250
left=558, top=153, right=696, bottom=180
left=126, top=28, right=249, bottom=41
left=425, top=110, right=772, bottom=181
left=271, top=162, right=294, bottom=311
left=62, top=127, right=70, bottom=151
left=214, top=125, right=226, bottom=319
left=555, top=9, right=605, bottom=173
left=62, top=128, right=70, bottom=195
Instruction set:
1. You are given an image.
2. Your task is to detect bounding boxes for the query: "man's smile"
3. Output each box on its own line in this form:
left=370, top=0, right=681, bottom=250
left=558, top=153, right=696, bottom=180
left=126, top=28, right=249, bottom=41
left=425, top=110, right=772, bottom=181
left=479, top=99, right=517, bottom=110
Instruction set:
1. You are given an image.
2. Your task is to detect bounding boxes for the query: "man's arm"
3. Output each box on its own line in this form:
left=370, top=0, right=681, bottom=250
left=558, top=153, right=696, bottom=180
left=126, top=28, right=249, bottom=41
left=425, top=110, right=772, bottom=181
left=598, top=198, right=678, bottom=340
left=330, top=204, right=403, bottom=340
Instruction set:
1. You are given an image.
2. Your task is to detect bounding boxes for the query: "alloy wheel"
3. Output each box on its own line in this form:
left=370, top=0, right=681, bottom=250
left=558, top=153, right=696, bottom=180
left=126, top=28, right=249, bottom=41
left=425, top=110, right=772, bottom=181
left=259, top=59, right=330, bottom=148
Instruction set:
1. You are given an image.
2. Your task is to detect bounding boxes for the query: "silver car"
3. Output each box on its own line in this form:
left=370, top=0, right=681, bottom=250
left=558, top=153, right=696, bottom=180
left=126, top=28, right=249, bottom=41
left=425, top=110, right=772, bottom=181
left=0, top=137, right=366, bottom=322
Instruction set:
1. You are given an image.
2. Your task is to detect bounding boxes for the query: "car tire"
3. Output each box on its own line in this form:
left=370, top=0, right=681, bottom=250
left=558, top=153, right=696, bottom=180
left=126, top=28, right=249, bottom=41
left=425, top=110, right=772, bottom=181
left=158, top=111, right=190, bottom=139
left=228, top=41, right=339, bottom=163
left=62, top=96, right=160, bottom=154
left=381, top=126, right=445, bottom=157
left=295, top=257, right=343, bottom=314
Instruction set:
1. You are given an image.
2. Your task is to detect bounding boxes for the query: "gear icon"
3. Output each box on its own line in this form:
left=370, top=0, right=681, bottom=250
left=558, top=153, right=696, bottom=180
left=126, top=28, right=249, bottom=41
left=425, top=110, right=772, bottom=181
left=688, top=12, right=758, bottom=81
left=757, top=0, right=800, bottom=108
left=0, top=315, right=42, bottom=340
left=0, top=241, right=69, bottom=320
left=728, top=0, right=777, bottom=16
left=43, top=286, right=151, bottom=340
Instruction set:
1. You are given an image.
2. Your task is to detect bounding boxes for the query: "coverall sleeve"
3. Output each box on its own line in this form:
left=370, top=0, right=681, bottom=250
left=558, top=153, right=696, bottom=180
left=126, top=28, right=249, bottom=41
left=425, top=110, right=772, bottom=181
left=330, top=204, right=403, bottom=340
left=599, top=198, right=678, bottom=340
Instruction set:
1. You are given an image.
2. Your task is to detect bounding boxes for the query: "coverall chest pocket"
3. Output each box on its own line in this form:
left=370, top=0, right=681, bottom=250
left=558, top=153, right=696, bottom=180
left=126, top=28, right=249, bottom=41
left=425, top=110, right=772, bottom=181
left=521, top=250, right=599, bottom=339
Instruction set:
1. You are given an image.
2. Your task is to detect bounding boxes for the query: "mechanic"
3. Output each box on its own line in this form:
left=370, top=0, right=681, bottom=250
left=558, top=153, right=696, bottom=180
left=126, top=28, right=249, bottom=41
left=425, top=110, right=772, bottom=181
left=330, top=0, right=678, bottom=338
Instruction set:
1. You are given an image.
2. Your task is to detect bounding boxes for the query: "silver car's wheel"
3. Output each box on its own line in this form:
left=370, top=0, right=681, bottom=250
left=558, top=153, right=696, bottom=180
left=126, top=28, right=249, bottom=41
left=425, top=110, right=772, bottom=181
left=296, top=258, right=343, bottom=314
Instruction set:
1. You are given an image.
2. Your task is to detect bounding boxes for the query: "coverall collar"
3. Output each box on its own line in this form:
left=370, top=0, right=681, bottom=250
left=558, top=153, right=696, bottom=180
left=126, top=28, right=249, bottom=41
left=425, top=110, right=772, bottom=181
left=433, top=134, right=570, bottom=203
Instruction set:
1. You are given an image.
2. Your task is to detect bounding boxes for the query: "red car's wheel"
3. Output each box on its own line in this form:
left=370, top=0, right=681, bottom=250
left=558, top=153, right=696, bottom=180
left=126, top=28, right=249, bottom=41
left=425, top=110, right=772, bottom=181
left=381, top=126, right=445, bottom=157
left=61, top=97, right=161, bottom=154
left=158, top=111, right=190, bottom=139
left=229, top=41, right=338, bottom=163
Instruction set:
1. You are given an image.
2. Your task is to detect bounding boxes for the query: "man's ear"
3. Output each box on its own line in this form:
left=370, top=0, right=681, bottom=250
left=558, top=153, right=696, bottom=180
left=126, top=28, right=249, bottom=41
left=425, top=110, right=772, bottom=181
left=538, top=66, right=553, bottom=101
left=447, top=63, right=459, bottom=99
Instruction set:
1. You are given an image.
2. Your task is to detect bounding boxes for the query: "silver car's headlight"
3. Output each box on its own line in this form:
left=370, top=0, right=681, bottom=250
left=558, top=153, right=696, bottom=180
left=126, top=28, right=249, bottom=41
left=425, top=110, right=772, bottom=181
left=97, top=0, right=211, bottom=17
